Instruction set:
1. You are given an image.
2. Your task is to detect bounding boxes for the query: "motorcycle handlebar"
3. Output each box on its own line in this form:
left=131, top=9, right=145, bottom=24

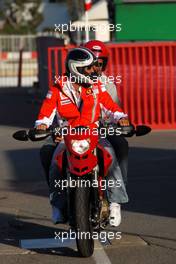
left=12, top=124, right=151, bottom=142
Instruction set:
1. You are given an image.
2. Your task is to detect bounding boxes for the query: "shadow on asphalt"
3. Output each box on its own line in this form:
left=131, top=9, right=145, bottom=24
left=0, top=212, right=79, bottom=257
left=0, top=87, right=41, bottom=128
left=124, top=147, right=176, bottom=218
left=4, top=146, right=176, bottom=219
left=5, top=148, right=44, bottom=182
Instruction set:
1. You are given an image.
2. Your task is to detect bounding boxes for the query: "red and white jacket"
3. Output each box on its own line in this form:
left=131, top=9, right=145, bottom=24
left=35, top=77, right=127, bottom=128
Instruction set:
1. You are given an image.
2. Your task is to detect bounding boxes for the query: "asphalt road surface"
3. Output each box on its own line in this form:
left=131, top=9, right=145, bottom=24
left=0, top=87, right=176, bottom=264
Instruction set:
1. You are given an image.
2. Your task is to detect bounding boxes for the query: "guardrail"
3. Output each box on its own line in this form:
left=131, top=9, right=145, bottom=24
left=48, top=42, right=176, bottom=129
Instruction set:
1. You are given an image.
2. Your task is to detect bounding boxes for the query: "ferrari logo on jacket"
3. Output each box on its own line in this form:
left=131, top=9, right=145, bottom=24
left=86, top=88, right=93, bottom=95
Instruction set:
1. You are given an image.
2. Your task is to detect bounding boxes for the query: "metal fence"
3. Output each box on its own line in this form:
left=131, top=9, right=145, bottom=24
left=0, top=35, right=38, bottom=87
left=0, top=35, right=37, bottom=52
left=48, top=42, right=176, bottom=129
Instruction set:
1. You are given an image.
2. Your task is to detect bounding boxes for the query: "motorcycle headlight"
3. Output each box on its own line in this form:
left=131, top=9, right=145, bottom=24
left=71, top=139, right=90, bottom=154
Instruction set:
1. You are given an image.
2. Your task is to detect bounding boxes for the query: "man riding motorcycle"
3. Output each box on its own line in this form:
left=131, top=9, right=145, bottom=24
left=36, top=47, right=130, bottom=226
left=41, top=41, right=128, bottom=185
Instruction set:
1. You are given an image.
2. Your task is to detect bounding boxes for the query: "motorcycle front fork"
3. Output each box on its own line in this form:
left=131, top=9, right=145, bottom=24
left=66, top=170, right=75, bottom=228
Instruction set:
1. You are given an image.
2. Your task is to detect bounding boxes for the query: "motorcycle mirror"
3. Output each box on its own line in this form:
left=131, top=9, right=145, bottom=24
left=135, top=125, right=151, bottom=136
left=13, top=130, right=28, bottom=141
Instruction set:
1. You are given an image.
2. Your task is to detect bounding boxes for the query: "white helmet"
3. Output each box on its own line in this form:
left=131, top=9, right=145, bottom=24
left=65, top=47, right=98, bottom=84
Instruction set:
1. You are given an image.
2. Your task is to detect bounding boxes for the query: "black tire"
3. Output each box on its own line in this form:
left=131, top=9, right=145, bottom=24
left=74, top=182, right=94, bottom=257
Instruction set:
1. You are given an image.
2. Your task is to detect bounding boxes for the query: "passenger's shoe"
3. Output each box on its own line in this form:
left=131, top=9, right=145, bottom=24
left=52, top=205, right=65, bottom=224
left=109, top=203, right=121, bottom=227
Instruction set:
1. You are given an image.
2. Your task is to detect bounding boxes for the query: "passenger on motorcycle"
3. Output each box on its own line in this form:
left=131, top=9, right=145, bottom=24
left=83, top=40, right=129, bottom=187
left=36, top=47, right=130, bottom=226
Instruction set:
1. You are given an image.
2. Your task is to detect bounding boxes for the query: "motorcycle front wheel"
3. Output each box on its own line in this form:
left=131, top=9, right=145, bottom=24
left=74, top=181, right=94, bottom=257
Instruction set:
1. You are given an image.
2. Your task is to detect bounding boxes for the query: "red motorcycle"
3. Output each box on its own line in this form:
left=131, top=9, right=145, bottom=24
left=13, top=124, right=151, bottom=257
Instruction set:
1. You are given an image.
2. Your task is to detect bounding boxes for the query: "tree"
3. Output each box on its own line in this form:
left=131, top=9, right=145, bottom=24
left=0, top=0, right=43, bottom=34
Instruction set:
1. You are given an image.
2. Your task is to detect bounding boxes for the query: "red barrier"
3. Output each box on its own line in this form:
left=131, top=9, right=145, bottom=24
left=48, top=46, right=74, bottom=87
left=48, top=42, right=176, bottom=129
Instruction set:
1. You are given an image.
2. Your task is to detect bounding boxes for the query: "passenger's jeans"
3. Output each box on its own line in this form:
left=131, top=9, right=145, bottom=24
left=49, top=138, right=129, bottom=210
left=107, top=135, right=129, bottom=186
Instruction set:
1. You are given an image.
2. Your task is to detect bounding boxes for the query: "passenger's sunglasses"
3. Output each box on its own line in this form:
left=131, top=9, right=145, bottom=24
left=94, top=61, right=103, bottom=68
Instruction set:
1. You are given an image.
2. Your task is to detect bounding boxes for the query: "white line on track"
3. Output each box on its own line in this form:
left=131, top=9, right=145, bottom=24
left=20, top=236, right=112, bottom=263
left=93, top=240, right=112, bottom=264
left=20, top=238, right=77, bottom=250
